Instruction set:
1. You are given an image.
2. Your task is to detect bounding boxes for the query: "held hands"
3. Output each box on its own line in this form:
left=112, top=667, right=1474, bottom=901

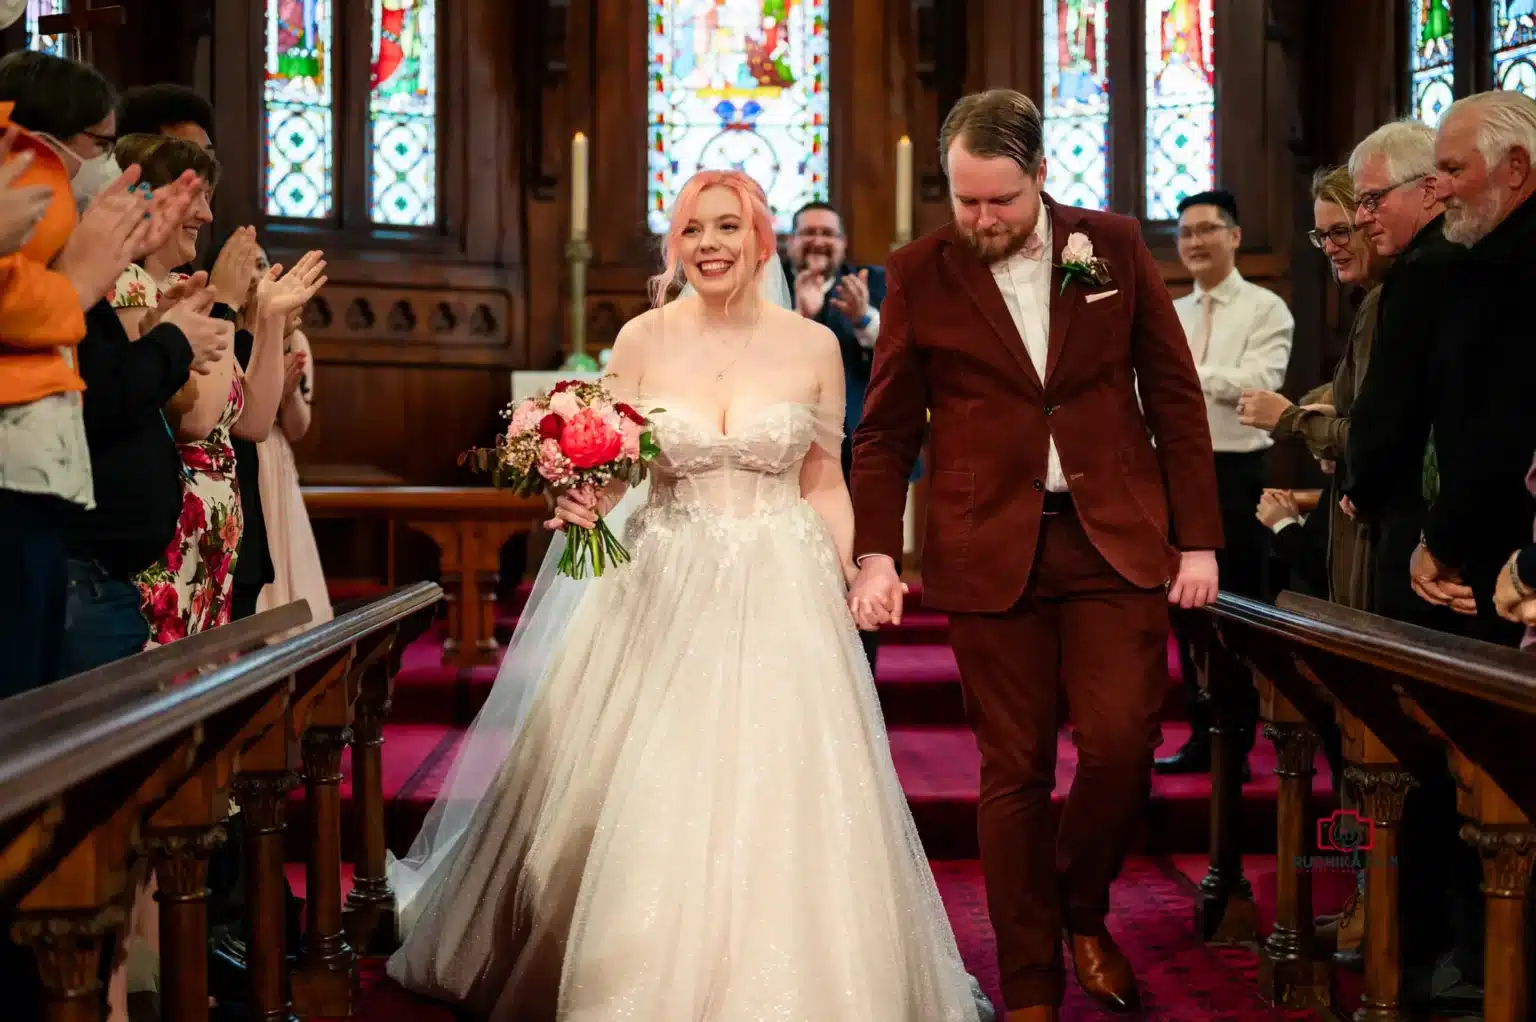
left=1494, top=554, right=1536, bottom=626
left=1256, top=489, right=1300, bottom=529
left=1236, top=388, right=1292, bottom=431
left=1409, top=541, right=1477, bottom=616
left=847, top=554, right=909, bottom=631
left=1167, top=550, right=1219, bottom=609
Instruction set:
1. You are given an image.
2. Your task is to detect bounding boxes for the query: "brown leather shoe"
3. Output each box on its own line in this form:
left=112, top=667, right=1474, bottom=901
left=1068, top=932, right=1141, bottom=1013
left=1004, top=1008, right=1059, bottom=1022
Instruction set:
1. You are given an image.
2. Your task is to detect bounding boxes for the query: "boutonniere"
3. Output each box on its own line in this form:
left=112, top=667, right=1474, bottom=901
left=1057, top=232, right=1113, bottom=295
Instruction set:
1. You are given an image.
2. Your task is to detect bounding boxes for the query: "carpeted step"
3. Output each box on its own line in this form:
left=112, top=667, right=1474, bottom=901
left=892, top=721, right=1335, bottom=861
left=284, top=718, right=1332, bottom=864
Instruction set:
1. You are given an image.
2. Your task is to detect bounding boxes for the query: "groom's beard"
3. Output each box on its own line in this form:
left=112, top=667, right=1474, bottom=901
left=960, top=223, right=1031, bottom=264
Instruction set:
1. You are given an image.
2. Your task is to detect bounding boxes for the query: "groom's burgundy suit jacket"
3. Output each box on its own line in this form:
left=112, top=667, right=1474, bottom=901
left=850, top=198, right=1223, bottom=614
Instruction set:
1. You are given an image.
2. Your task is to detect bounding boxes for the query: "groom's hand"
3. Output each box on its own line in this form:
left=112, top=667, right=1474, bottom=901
left=848, top=554, right=908, bottom=630
left=1167, top=550, right=1219, bottom=609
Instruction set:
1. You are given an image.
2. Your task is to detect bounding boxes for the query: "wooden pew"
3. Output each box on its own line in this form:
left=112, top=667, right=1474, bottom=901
left=1191, top=590, right=1536, bottom=1022
left=0, top=582, right=441, bottom=1022
left=304, top=486, right=545, bottom=667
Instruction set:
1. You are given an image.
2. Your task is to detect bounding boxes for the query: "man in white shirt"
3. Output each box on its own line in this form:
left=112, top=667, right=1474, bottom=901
left=1155, top=189, right=1295, bottom=777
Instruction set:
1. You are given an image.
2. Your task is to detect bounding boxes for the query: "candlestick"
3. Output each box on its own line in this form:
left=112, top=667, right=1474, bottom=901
left=562, top=132, right=596, bottom=370
left=895, top=135, right=913, bottom=246
left=570, top=131, right=589, bottom=242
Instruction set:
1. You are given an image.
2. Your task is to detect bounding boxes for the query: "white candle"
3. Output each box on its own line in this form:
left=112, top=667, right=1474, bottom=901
left=570, top=132, right=589, bottom=240
left=895, top=135, right=913, bottom=242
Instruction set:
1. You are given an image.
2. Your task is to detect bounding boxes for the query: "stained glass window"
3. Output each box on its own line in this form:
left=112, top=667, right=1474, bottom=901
left=26, top=0, right=69, bottom=57
left=1144, top=0, right=1215, bottom=220
left=646, top=0, right=831, bottom=234
left=1411, top=0, right=1455, bottom=126
left=264, top=0, right=335, bottom=219
left=370, top=0, right=438, bottom=226
left=1493, top=0, right=1536, bottom=97
left=1043, top=0, right=1110, bottom=209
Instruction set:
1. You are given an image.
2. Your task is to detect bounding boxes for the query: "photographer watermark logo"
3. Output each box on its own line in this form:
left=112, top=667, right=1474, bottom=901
left=1295, top=809, right=1396, bottom=871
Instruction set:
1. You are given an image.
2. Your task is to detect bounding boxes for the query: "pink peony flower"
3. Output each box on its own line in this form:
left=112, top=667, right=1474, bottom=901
left=559, top=407, right=623, bottom=468
left=536, top=437, right=572, bottom=482
left=619, top=418, right=642, bottom=460
left=509, top=399, right=542, bottom=435
left=548, top=389, right=582, bottom=420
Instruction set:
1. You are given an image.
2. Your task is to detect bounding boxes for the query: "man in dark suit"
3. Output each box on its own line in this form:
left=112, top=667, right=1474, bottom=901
left=784, top=202, right=889, bottom=670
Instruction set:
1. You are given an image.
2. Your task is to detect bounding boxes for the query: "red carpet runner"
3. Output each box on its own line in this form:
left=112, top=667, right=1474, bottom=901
left=298, top=584, right=1344, bottom=1020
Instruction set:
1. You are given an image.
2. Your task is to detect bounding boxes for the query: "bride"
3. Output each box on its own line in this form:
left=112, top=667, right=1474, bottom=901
left=386, top=170, right=992, bottom=1021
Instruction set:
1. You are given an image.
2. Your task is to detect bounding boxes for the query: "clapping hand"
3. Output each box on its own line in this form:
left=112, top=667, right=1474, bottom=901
left=281, top=347, right=308, bottom=398
left=829, top=268, right=870, bottom=323
left=255, top=249, right=327, bottom=320
left=847, top=554, right=909, bottom=631
left=208, top=225, right=263, bottom=310
left=794, top=262, right=828, bottom=318
left=52, top=166, right=156, bottom=308
left=0, top=127, right=55, bottom=255
left=131, top=170, right=201, bottom=261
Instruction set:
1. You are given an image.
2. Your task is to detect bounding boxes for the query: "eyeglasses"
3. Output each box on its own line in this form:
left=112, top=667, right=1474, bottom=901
left=1177, top=222, right=1233, bottom=241
left=1306, top=224, right=1359, bottom=249
left=1355, top=174, right=1426, bottom=213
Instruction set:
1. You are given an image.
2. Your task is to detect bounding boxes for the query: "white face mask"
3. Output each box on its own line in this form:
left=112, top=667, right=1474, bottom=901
left=72, top=151, right=123, bottom=211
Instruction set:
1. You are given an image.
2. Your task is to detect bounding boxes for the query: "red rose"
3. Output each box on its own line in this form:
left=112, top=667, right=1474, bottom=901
left=558, top=408, right=623, bottom=468
left=538, top=413, right=564, bottom=439
left=551, top=380, right=573, bottom=393
left=614, top=402, right=646, bottom=425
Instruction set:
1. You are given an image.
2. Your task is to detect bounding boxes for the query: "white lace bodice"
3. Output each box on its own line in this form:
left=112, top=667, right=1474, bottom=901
left=642, top=399, right=819, bottom=518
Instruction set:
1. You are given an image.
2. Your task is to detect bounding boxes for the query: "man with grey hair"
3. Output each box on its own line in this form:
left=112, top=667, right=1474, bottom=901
left=1407, top=89, right=1536, bottom=650
left=849, top=88, right=1221, bottom=1021
left=1344, top=118, right=1463, bottom=630
left=1344, top=112, right=1494, bottom=1016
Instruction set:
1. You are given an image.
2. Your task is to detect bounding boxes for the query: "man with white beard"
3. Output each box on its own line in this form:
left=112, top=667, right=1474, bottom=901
left=1408, top=90, right=1536, bottom=647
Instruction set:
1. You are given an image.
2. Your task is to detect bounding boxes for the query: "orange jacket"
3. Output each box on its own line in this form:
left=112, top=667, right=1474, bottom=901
left=0, top=101, right=87, bottom=407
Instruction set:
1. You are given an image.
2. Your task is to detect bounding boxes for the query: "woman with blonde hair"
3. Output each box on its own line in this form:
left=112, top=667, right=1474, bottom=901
left=1238, top=163, right=1391, bottom=610
left=386, top=169, right=993, bottom=1020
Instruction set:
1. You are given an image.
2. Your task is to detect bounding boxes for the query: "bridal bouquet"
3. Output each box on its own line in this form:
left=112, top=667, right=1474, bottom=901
left=461, top=379, right=661, bottom=579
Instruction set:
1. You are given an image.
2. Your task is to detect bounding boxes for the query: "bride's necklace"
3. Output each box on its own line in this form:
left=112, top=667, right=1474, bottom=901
left=708, top=308, right=763, bottom=383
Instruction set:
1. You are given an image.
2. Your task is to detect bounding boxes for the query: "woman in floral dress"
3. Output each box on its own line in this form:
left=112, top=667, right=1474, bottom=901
left=108, top=134, right=326, bottom=647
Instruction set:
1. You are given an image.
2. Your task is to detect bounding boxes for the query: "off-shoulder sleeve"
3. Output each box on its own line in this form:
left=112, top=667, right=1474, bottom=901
left=107, top=264, right=158, bottom=310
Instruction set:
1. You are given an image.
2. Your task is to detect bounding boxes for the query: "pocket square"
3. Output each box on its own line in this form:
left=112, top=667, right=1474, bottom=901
left=1085, top=289, right=1120, bottom=304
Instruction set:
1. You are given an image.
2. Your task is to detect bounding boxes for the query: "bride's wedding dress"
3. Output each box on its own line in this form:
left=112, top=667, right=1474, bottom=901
left=385, top=393, right=990, bottom=1021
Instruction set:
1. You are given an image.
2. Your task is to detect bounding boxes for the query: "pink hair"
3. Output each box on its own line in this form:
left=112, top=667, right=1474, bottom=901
left=649, top=170, right=777, bottom=308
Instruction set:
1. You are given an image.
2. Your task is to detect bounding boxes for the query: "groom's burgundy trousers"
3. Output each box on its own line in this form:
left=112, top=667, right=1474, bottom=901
left=946, top=505, right=1170, bottom=1010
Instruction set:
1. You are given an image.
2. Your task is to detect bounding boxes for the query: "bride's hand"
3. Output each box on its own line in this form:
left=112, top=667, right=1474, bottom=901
left=544, top=486, right=600, bottom=531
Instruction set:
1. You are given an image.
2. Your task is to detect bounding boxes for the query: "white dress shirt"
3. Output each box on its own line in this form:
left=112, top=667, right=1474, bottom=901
left=1172, top=268, right=1294, bottom=454
left=990, top=210, right=1068, bottom=491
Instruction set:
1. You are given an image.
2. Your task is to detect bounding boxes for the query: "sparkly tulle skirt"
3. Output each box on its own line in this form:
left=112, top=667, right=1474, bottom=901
left=385, top=497, right=989, bottom=1021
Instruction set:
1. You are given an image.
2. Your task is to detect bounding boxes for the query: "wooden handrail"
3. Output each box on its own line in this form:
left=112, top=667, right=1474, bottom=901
left=0, top=601, right=312, bottom=743
left=302, top=485, right=544, bottom=517
left=0, top=581, right=442, bottom=828
left=1209, top=590, right=1536, bottom=715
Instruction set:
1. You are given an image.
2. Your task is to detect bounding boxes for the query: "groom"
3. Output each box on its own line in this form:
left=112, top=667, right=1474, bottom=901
left=848, top=89, right=1221, bottom=1020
